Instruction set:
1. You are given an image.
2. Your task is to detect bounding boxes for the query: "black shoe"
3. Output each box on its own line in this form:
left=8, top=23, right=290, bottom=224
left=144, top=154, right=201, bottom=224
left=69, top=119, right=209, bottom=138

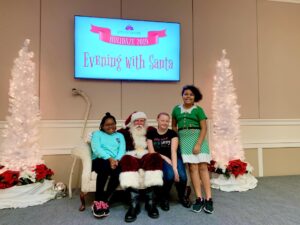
left=192, top=197, right=205, bottom=213
left=160, top=199, right=170, bottom=211
left=179, top=186, right=191, bottom=208
left=204, top=198, right=214, bottom=214
left=145, top=202, right=159, bottom=219
left=125, top=203, right=140, bottom=223
left=179, top=197, right=191, bottom=208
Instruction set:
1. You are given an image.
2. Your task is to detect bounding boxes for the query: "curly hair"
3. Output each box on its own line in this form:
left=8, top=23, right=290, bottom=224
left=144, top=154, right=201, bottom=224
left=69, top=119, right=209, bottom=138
left=181, top=85, right=203, bottom=102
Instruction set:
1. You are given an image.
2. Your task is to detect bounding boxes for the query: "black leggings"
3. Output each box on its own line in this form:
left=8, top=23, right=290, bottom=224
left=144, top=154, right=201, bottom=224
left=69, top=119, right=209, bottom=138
left=92, top=158, right=121, bottom=202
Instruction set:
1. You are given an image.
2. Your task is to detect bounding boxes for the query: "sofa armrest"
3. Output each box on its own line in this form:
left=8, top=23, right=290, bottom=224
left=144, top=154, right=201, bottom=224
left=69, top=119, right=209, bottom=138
left=71, top=140, right=93, bottom=186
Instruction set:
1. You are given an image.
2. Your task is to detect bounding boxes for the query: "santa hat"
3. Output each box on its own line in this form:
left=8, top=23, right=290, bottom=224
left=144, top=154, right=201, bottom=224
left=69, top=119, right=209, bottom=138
left=125, top=111, right=147, bottom=127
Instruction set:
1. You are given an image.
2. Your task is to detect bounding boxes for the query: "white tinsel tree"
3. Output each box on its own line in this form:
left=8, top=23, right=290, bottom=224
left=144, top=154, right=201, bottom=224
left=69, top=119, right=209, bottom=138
left=210, top=50, right=257, bottom=192
left=211, top=49, right=244, bottom=164
left=0, top=39, right=43, bottom=172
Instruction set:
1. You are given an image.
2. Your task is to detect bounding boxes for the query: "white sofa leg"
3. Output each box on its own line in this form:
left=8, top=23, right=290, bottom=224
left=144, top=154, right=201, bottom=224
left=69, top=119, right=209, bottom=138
left=68, top=155, right=77, bottom=198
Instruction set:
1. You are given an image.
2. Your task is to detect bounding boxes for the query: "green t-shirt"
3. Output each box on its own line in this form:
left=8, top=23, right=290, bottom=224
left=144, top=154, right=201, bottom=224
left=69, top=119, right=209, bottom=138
left=172, top=105, right=207, bottom=129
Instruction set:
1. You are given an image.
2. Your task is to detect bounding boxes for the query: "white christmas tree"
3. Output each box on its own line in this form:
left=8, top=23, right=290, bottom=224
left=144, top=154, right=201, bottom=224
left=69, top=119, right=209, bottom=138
left=0, top=40, right=55, bottom=209
left=0, top=39, right=43, bottom=172
left=211, top=49, right=244, bottom=163
left=210, top=50, right=257, bottom=192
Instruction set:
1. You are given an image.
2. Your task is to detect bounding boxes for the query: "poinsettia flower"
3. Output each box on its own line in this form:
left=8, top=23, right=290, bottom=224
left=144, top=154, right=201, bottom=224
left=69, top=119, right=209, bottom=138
left=0, top=164, right=54, bottom=189
left=208, top=160, right=216, bottom=172
left=227, top=159, right=247, bottom=177
left=0, top=170, right=20, bottom=189
left=20, top=169, right=36, bottom=183
left=35, top=164, right=54, bottom=182
left=216, top=161, right=227, bottom=173
left=209, top=159, right=254, bottom=178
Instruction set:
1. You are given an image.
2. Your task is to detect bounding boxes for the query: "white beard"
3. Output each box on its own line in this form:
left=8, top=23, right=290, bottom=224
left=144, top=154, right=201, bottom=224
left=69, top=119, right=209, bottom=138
left=130, top=125, right=147, bottom=150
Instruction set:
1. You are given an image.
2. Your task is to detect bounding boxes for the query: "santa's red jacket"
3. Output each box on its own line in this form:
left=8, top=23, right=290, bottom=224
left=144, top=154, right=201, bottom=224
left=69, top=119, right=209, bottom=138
left=117, top=126, right=163, bottom=189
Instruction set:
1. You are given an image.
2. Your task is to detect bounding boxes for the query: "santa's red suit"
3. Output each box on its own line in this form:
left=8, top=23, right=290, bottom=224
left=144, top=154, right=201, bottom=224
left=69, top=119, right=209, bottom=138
left=118, top=120, right=163, bottom=189
left=117, top=111, right=163, bottom=222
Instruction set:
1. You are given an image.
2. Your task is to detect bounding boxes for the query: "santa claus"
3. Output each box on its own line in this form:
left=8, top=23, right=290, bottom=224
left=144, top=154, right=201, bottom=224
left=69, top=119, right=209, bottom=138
left=118, top=111, right=163, bottom=223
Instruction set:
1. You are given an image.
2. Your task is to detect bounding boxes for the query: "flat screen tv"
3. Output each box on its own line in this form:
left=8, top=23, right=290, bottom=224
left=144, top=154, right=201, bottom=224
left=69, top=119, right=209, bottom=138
left=74, top=15, right=180, bottom=81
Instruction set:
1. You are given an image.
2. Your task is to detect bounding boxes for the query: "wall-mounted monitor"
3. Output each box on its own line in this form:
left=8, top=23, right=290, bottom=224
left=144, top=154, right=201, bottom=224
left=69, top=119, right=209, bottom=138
left=74, top=15, right=180, bottom=81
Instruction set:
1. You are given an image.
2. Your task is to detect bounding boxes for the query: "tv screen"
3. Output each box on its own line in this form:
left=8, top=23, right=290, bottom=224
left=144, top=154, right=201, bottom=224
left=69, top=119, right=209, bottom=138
left=74, top=16, right=180, bottom=81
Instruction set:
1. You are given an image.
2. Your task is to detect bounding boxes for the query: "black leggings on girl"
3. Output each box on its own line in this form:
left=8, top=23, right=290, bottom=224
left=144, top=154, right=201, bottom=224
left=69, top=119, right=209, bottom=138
left=92, top=158, right=121, bottom=202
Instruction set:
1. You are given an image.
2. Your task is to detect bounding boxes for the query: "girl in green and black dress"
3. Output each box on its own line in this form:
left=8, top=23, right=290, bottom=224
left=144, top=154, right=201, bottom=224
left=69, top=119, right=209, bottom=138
left=172, top=85, right=214, bottom=214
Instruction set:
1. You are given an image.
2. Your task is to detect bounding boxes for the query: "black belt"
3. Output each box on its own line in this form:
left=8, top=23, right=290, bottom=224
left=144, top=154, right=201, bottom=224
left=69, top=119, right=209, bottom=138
left=178, top=127, right=201, bottom=131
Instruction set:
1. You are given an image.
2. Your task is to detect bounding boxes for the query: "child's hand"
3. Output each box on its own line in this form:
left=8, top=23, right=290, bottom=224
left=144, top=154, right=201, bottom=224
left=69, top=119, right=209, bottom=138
left=192, top=143, right=201, bottom=155
left=173, top=169, right=180, bottom=182
left=109, top=158, right=118, bottom=169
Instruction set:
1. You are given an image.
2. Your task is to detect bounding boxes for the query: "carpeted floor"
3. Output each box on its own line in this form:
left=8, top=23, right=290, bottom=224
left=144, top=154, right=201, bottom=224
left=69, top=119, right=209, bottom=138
left=0, top=175, right=300, bottom=225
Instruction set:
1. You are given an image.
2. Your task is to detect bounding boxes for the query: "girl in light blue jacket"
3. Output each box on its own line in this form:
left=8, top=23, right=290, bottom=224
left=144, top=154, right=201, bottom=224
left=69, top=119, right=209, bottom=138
left=91, top=112, right=125, bottom=218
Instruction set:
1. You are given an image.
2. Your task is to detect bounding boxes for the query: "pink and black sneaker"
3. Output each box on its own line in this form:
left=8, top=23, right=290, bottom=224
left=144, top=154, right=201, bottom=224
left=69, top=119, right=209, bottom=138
left=91, top=201, right=110, bottom=218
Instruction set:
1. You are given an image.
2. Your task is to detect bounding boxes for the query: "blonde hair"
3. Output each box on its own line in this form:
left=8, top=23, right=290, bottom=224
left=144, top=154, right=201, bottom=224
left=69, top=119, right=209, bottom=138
left=157, top=112, right=170, bottom=119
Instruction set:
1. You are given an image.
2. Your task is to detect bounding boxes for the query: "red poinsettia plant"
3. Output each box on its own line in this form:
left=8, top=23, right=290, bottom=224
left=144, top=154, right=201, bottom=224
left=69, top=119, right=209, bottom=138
left=34, top=164, right=54, bottom=182
left=0, top=169, right=20, bottom=189
left=208, top=159, right=252, bottom=178
left=0, top=164, right=54, bottom=189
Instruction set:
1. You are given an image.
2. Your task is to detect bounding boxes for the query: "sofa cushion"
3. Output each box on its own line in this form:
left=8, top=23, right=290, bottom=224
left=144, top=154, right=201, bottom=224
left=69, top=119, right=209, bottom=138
left=91, top=171, right=97, bottom=180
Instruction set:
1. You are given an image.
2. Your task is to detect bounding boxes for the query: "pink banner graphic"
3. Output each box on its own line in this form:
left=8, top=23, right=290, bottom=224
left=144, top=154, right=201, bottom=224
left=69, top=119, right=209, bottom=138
left=90, top=25, right=166, bottom=46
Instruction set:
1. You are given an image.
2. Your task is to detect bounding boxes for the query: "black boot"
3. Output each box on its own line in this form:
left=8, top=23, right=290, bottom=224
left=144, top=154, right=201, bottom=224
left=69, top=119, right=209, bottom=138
left=176, top=182, right=191, bottom=208
left=145, top=188, right=159, bottom=219
left=158, top=181, right=172, bottom=211
left=125, top=190, right=140, bottom=223
left=160, top=197, right=170, bottom=211
left=156, top=186, right=169, bottom=211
